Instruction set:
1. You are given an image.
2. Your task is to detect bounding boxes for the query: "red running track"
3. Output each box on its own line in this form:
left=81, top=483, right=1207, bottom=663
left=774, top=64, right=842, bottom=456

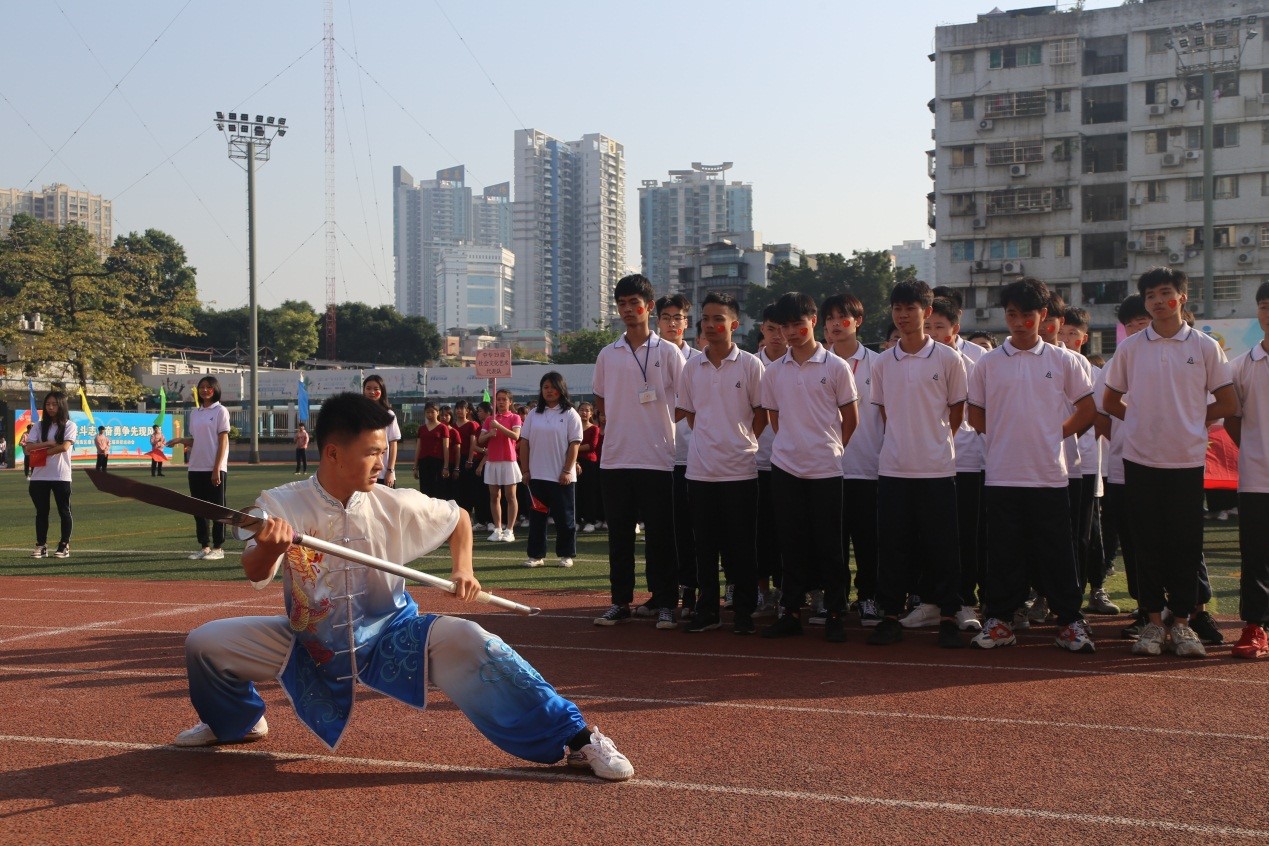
left=1, top=575, right=1267, bottom=845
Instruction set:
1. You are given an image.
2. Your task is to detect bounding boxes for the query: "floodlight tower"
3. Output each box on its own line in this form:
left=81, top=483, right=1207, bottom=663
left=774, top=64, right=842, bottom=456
left=214, top=111, right=288, bottom=463
left=1167, top=17, right=1258, bottom=317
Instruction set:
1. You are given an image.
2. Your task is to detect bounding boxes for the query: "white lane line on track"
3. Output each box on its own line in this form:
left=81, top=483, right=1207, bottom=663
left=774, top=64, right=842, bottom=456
left=0, top=547, right=245, bottom=556
left=513, top=642, right=1269, bottom=686
left=2, top=734, right=1266, bottom=840
left=5, top=663, right=1268, bottom=744
left=0, top=597, right=264, bottom=645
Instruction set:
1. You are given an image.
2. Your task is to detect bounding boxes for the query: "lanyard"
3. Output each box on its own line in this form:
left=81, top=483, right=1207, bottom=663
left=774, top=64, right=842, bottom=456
left=629, top=335, right=653, bottom=384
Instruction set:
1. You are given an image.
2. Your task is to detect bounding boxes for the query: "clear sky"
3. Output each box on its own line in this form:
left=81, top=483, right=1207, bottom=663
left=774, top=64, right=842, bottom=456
left=1, top=0, right=1122, bottom=313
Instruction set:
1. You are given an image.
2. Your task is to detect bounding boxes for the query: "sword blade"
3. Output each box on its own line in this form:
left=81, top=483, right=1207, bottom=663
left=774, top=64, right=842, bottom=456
left=85, top=470, right=265, bottom=535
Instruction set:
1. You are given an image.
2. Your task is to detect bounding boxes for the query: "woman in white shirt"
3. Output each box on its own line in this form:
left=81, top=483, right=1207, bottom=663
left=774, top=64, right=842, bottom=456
left=517, top=372, right=583, bottom=569
left=171, top=376, right=231, bottom=560
left=363, top=374, right=401, bottom=488
left=27, top=390, right=77, bottom=559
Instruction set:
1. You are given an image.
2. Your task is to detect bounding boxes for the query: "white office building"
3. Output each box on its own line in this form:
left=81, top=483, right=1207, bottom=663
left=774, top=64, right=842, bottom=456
left=891, top=239, right=937, bottom=285
left=435, top=245, right=514, bottom=333
left=932, top=0, right=1268, bottom=349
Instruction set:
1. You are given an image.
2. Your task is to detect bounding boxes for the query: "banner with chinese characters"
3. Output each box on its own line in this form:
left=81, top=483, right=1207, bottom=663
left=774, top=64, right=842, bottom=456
left=13, top=411, right=174, bottom=465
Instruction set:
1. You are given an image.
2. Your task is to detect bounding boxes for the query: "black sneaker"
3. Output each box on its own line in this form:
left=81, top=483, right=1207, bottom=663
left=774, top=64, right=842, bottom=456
left=685, top=612, right=721, bottom=633
left=732, top=613, right=756, bottom=636
left=867, top=617, right=903, bottom=646
left=825, top=611, right=847, bottom=643
left=593, top=605, right=632, bottom=626
left=761, top=613, right=803, bottom=639
left=1121, top=608, right=1148, bottom=640
left=937, top=619, right=964, bottom=649
left=1189, top=610, right=1224, bottom=645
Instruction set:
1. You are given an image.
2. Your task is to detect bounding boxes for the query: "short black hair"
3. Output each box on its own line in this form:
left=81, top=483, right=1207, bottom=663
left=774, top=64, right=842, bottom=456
left=1117, top=294, right=1148, bottom=325
left=1257, top=281, right=1269, bottom=303
left=614, top=273, right=655, bottom=303
left=1000, top=277, right=1049, bottom=312
left=966, top=331, right=996, bottom=349
left=1137, top=266, right=1188, bottom=297
left=315, top=392, right=395, bottom=449
left=760, top=303, right=780, bottom=324
left=702, top=291, right=740, bottom=319
left=1063, top=307, right=1090, bottom=330
left=772, top=291, right=817, bottom=323
left=1044, top=291, right=1066, bottom=319
left=656, top=293, right=690, bottom=315
left=890, top=280, right=934, bottom=309
left=930, top=296, right=960, bottom=325
left=932, top=286, right=963, bottom=310
left=97, top=426, right=106, bottom=433
left=822, top=292, right=864, bottom=321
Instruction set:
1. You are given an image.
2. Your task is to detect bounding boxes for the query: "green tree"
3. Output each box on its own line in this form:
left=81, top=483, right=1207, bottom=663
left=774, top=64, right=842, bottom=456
left=319, top=302, right=441, bottom=365
left=263, top=300, right=319, bottom=367
left=0, top=215, right=195, bottom=400
left=744, top=249, right=909, bottom=345
left=555, top=327, right=619, bottom=364
left=108, top=228, right=199, bottom=325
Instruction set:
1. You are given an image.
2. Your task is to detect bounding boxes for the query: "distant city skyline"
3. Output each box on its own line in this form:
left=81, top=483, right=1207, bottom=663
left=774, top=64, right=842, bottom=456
left=0, top=0, right=1126, bottom=315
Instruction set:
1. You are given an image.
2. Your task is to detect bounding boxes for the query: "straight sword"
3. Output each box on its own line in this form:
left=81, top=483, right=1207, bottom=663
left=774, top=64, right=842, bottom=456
left=85, top=470, right=540, bottom=616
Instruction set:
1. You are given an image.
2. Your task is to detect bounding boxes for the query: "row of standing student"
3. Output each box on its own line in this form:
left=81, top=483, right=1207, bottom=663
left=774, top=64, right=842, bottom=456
left=579, top=270, right=1268, bottom=661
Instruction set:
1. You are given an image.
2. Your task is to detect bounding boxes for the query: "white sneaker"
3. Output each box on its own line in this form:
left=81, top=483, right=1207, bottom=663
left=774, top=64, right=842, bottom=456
left=1168, top=622, right=1207, bottom=658
left=522, top=558, right=545, bottom=568
left=487, top=529, right=504, bottom=542
left=173, top=716, right=268, bottom=747
left=900, top=603, right=941, bottom=629
left=1027, top=596, right=1051, bottom=624
left=955, top=605, right=982, bottom=632
left=1132, top=622, right=1167, bottom=656
left=582, top=523, right=596, bottom=533
left=487, top=523, right=499, bottom=532
left=566, top=727, right=634, bottom=781
left=502, top=530, right=516, bottom=543
left=634, top=523, right=643, bottom=534
left=557, top=558, right=574, bottom=568
left=188, top=549, right=210, bottom=560
left=204, top=548, right=225, bottom=560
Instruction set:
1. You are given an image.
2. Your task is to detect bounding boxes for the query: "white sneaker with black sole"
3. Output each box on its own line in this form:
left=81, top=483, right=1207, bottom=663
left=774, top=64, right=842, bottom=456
left=566, top=727, right=634, bottom=781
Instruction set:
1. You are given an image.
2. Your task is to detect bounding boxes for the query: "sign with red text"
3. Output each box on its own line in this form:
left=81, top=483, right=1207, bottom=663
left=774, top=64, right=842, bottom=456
left=474, top=347, right=513, bottom=378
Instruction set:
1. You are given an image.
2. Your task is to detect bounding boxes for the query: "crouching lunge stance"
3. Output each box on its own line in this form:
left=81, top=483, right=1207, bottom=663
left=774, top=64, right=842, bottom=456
left=174, top=392, right=634, bottom=781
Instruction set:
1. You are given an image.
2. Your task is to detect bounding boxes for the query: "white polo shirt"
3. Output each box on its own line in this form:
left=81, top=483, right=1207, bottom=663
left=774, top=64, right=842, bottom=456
left=1104, top=324, right=1232, bottom=469
left=957, top=336, right=987, bottom=363
left=1077, top=362, right=1101, bottom=479
left=29, top=418, right=78, bottom=483
left=593, top=331, right=684, bottom=471
left=188, top=403, right=231, bottom=474
left=519, top=404, right=583, bottom=483
left=678, top=344, right=764, bottom=482
left=672, top=343, right=702, bottom=468
left=954, top=352, right=985, bottom=474
left=871, top=336, right=968, bottom=479
left=376, top=409, right=402, bottom=482
left=1093, top=362, right=1127, bottom=485
left=755, top=347, right=780, bottom=472
left=1232, top=342, right=1269, bottom=493
left=1059, top=345, right=1092, bottom=480
left=834, top=344, right=883, bottom=481
left=761, top=343, right=859, bottom=480
left=967, top=339, right=1094, bottom=488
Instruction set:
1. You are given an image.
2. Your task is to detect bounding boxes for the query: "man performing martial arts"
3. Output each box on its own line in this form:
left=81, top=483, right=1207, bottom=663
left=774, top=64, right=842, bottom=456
left=173, top=391, right=634, bottom=781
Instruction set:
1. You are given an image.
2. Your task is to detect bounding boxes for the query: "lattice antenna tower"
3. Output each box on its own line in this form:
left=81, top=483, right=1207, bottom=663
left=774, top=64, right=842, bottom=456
left=323, top=0, right=337, bottom=359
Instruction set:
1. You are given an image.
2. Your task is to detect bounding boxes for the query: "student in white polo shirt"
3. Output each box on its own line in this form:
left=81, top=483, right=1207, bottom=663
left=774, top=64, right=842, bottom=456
left=967, top=278, right=1097, bottom=654
left=866, top=281, right=968, bottom=650
left=754, top=304, right=787, bottom=616
left=759, top=291, right=859, bottom=643
left=591, top=274, right=686, bottom=631
left=927, top=295, right=986, bottom=633
left=1225, top=281, right=1269, bottom=659
left=933, top=286, right=986, bottom=365
left=676, top=292, right=765, bottom=635
left=656, top=293, right=703, bottom=618
left=1104, top=267, right=1237, bottom=658
left=823, top=293, right=884, bottom=628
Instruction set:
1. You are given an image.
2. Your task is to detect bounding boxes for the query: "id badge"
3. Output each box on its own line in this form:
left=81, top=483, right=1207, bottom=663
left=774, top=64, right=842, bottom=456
left=638, top=384, right=657, bottom=404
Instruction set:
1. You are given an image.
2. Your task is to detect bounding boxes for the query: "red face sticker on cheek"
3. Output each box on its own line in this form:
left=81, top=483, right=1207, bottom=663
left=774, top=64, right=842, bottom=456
left=1168, top=299, right=1178, bottom=309
left=799, top=327, right=809, bottom=336
left=841, top=319, right=851, bottom=328
left=635, top=306, right=644, bottom=315
left=1024, top=319, right=1034, bottom=329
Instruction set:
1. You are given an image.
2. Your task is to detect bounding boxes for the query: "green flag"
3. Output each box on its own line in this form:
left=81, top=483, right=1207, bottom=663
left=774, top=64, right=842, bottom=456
left=154, top=386, right=167, bottom=426
left=482, top=386, right=491, bottom=404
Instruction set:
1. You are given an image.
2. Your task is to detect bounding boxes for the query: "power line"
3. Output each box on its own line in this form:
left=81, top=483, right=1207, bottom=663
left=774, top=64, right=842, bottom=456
left=345, top=0, right=392, bottom=286
left=432, top=0, right=528, bottom=131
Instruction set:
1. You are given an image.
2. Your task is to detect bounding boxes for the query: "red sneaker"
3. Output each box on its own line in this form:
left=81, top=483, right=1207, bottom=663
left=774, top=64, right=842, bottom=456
left=1231, top=624, right=1268, bottom=659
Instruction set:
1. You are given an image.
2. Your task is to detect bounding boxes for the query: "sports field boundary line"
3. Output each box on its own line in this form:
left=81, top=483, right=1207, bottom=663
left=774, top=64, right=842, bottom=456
left=3, top=734, right=1266, bottom=840
left=0, top=597, right=265, bottom=646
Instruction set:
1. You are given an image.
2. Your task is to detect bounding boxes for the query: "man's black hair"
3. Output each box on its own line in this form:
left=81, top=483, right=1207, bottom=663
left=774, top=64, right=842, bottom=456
left=1257, top=281, right=1269, bottom=302
left=890, top=280, right=934, bottom=309
left=999, top=277, right=1049, bottom=312
left=932, top=285, right=963, bottom=310
left=656, top=293, right=691, bottom=315
left=1116, top=294, right=1148, bottom=325
left=930, top=296, right=960, bottom=325
left=822, top=292, right=864, bottom=321
left=772, top=291, right=817, bottom=323
left=1063, top=307, right=1090, bottom=330
left=315, top=392, right=395, bottom=450
left=1044, top=291, right=1067, bottom=319
left=760, top=303, right=780, bottom=324
left=1137, top=266, right=1188, bottom=297
left=702, top=291, right=740, bottom=319
left=614, top=273, right=655, bottom=303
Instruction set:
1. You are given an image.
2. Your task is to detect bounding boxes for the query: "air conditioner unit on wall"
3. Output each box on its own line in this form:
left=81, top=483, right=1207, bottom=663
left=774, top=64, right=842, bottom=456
left=1148, top=103, right=1168, bottom=116
left=1240, top=234, right=1255, bottom=247
left=1170, top=97, right=1185, bottom=109
left=1009, top=164, right=1027, bottom=177
left=1168, top=251, right=1185, bottom=264
left=972, top=218, right=987, bottom=229
left=975, top=307, right=991, bottom=319
left=974, top=260, right=988, bottom=271
left=1184, top=150, right=1201, bottom=160
left=1127, top=240, right=1142, bottom=252
left=1128, top=197, right=1142, bottom=206
left=1239, top=252, right=1254, bottom=264
left=1002, top=260, right=1023, bottom=275
left=1161, top=152, right=1183, bottom=167
left=979, top=119, right=994, bottom=131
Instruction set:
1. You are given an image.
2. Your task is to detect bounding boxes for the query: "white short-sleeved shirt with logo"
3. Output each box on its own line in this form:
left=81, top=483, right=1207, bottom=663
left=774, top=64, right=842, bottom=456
left=1104, top=324, right=1233, bottom=469
left=29, top=418, right=78, bottom=483
left=1232, top=343, right=1269, bottom=493
left=754, top=347, right=780, bottom=472
left=593, top=331, right=685, bottom=472
left=968, top=339, right=1094, bottom=488
left=834, top=344, right=883, bottom=481
left=954, top=352, right=985, bottom=474
left=520, top=405, right=584, bottom=483
left=377, top=409, right=402, bottom=482
left=870, top=336, right=968, bottom=479
left=672, top=343, right=703, bottom=467
left=1093, top=361, right=1127, bottom=485
left=188, top=403, right=231, bottom=474
left=678, top=345, right=764, bottom=482
left=957, top=336, right=987, bottom=364
left=761, top=344, right=859, bottom=480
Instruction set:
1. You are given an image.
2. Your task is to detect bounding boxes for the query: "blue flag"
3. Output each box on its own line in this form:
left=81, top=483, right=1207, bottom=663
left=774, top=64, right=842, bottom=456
left=28, top=380, right=39, bottom=422
left=297, top=377, right=310, bottom=423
